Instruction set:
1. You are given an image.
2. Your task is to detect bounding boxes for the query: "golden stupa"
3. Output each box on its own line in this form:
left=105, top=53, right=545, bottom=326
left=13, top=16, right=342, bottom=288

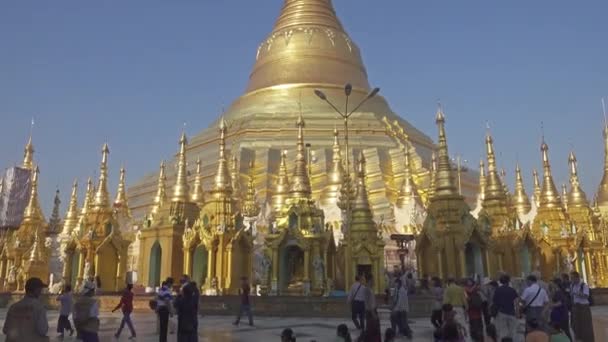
left=128, top=0, right=478, bottom=228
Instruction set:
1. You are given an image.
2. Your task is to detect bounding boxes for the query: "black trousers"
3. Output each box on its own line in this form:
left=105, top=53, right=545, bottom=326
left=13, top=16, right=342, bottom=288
left=351, top=300, right=365, bottom=331
left=57, top=314, right=72, bottom=333
left=158, top=307, right=170, bottom=342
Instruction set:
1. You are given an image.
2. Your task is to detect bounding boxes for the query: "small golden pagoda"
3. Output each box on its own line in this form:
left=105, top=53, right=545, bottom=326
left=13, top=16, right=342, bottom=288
left=264, top=113, right=335, bottom=295
left=184, top=118, right=254, bottom=295
left=139, top=134, right=200, bottom=289
left=61, top=144, right=131, bottom=291
left=417, top=105, right=489, bottom=279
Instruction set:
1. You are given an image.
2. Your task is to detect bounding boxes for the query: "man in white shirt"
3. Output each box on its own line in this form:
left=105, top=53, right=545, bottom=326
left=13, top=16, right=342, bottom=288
left=570, top=271, right=594, bottom=342
left=390, top=278, right=412, bottom=339
left=520, top=274, right=549, bottom=329
left=347, top=275, right=366, bottom=331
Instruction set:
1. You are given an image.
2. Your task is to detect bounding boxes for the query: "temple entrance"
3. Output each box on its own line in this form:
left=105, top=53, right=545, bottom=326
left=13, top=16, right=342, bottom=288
left=465, top=243, right=484, bottom=278
left=519, top=246, right=532, bottom=277
left=96, top=244, right=118, bottom=292
left=192, top=245, right=208, bottom=287
left=148, top=241, right=162, bottom=288
left=280, top=244, right=304, bottom=292
left=70, top=251, right=80, bottom=286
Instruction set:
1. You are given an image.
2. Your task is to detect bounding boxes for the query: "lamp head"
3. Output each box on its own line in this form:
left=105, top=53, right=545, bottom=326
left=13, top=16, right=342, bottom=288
left=314, top=89, right=327, bottom=101
left=344, top=83, right=352, bottom=96
left=368, top=87, right=380, bottom=99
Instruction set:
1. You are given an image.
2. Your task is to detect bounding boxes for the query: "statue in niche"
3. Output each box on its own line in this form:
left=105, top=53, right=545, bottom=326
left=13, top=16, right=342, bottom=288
left=312, top=256, right=324, bottom=287
left=260, top=254, right=271, bottom=286
left=7, top=265, right=16, bottom=284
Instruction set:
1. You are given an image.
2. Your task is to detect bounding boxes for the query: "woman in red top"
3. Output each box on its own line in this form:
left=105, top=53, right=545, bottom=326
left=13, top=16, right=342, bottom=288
left=465, top=279, right=484, bottom=342
left=113, top=283, right=137, bottom=339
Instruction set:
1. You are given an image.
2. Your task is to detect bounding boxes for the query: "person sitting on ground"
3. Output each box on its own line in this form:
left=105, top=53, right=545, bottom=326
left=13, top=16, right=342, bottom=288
left=335, top=324, right=352, bottom=342
left=281, top=328, right=296, bottom=342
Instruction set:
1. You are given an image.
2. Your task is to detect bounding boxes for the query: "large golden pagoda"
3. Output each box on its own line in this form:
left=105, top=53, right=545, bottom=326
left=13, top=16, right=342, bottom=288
left=127, top=0, right=478, bottom=233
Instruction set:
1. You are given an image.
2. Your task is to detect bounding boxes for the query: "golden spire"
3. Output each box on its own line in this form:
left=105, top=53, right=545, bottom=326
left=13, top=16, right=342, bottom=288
left=427, top=152, right=437, bottom=202
left=190, top=158, right=205, bottom=206
left=353, top=152, right=371, bottom=210
left=231, top=154, right=241, bottom=199
left=322, top=127, right=345, bottom=206
left=513, top=163, right=531, bottom=215
left=61, top=179, right=79, bottom=235
left=172, top=132, right=190, bottom=202
left=213, top=118, right=233, bottom=194
left=596, top=121, right=608, bottom=207
left=533, top=169, right=541, bottom=207
left=433, top=103, right=458, bottom=198
left=28, top=227, right=46, bottom=263
left=22, top=166, right=45, bottom=223
left=562, top=184, right=569, bottom=209
left=151, top=161, right=167, bottom=216
left=289, top=112, right=312, bottom=198
left=114, top=167, right=129, bottom=208
left=484, top=132, right=507, bottom=201
left=538, top=140, right=562, bottom=208
left=247, top=0, right=370, bottom=92
left=272, top=150, right=291, bottom=211
left=396, top=142, right=420, bottom=207
left=567, top=151, right=589, bottom=208
left=242, top=161, right=260, bottom=217
left=22, top=135, right=34, bottom=170
left=78, top=177, right=94, bottom=223
left=478, top=159, right=486, bottom=201
left=92, top=143, right=111, bottom=211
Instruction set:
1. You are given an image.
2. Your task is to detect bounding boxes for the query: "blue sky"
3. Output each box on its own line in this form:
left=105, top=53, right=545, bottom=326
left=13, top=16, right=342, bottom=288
left=1, top=0, right=607, bottom=215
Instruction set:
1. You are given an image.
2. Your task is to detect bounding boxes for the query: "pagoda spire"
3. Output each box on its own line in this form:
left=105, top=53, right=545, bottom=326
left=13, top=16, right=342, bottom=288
left=353, top=152, right=371, bottom=210
left=426, top=152, right=438, bottom=203
left=538, top=139, right=562, bottom=208
left=242, top=161, right=260, bottom=218
left=272, top=150, right=290, bottom=212
left=433, top=103, right=458, bottom=198
left=513, top=163, right=531, bottom=215
left=113, top=167, right=131, bottom=217
left=478, top=159, right=486, bottom=201
left=325, top=128, right=344, bottom=198
left=484, top=132, right=507, bottom=201
left=22, top=166, right=45, bottom=224
left=172, top=132, right=190, bottom=203
left=92, top=143, right=111, bottom=211
left=27, top=227, right=46, bottom=263
left=48, top=189, right=61, bottom=233
left=567, top=151, right=589, bottom=208
left=396, top=142, right=420, bottom=207
left=22, top=135, right=34, bottom=170
left=150, top=161, right=167, bottom=216
left=562, top=184, right=569, bottom=209
left=533, top=169, right=541, bottom=207
left=213, top=117, right=232, bottom=194
left=596, top=120, right=608, bottom=207
left=190, top=158, right=205, bottom=206
left=61, top=180, right=79, bottom=235
left=78, top=177, right=94, bottom=224
left=231, top=154, right=241, bottom=199
left=289, top=112, right=312, bottom=199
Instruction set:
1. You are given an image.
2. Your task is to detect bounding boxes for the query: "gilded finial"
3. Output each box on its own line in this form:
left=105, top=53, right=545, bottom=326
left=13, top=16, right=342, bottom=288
left=513, top=163, right=531, bottom=215
left=478, top=159, right=486, bottom=201
left=289, top=112, right=312, bottom=198
left=22, top=166, right=45, bottom=224
left=61, top=179, right=79, bottom=235
left=567, top=150, right=589, bottom=208
left=538, top=139, right=562, bottom=209
left=396, top=142, right=421, bottom=207
left=151, top=161, right=167, bottom=216
left=353, top=151, right=371, bottom=210
left=272, top=150, right=290, bottom=212
left=483, top=131, right=507, bottom=203
left=532, top=169, right=541, bottom=207
left=191, top=158, right=205, bottom=206
left=231, top=154, right=241, bottom=199
left=322, top=127, right=344, bottom=206
left=242, top=160, right=260, bottom=217
left=213, top=118, right=233, bottom=194
left=113, top=166, right=131, bottom=217
left=27, top=226, right=46, bottom=263
left=433, top=103, right=458, bottom=198
left=596, top=113, right=608, bottom=207
left=172, top=132, right=190, bottom=203
left=562, top=184, right=569, bottom=209
left=48, top=189, right=62, bottom=233
left=92, top=143, right=111, bottom=211
left=427, top=152, right=438, bottom=202
left=22, top=134, right=34, bottom=170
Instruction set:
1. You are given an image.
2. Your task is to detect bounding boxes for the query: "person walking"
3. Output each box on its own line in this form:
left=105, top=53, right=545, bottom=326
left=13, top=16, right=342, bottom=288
left=233, top=276, right=254, bottom=326
left=465, top=278, right=484, bottom=342
left=569, top=271, right=594, bottom=342
left=521, top=274, right=549, bottom=330
left=347, top=275, right=366, bottom=331
left=113, top=283, right=136, bottom=339
left=548, top=278, right=571, bottom=341
left=430, top=277, right=444, bottom=329
left=56, top=284, right=74, bottom=338
left=173, top=282, right=198, bottom=342
left=390, top=278, right=412, bottom=338
left=492, top=274, right=520, bottom=341
left=73, top=282, right=100, bottom=342
left=2, top=277, right=49, bottom=342
left=360, top=274, right=381, bottom=342
left=157, top=280, right=174, bottom=342
left=443, top=277, right=469, bottom=342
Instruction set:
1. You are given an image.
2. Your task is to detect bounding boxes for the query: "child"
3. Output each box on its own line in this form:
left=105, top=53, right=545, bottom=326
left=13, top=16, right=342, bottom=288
left=56, top=284, right=74, bottom=338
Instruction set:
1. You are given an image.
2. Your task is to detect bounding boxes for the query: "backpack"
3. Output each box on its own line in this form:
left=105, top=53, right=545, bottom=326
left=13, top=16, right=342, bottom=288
left=469, top=290, right=484, bottom=309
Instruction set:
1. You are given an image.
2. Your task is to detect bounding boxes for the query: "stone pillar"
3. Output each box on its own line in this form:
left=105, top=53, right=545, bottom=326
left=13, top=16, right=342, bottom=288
left=0, top=258, right=6, bottom=291
left=77, top=250, right=85, bottom=288
left=584, top=250, right=593, bottom=287
left=484, top=249, right=492, bottom=278
left=459, top=248, right=466, bottom=278
left=498, top=254, right=504, bottom=272
left=183, top=247, right=192, bottom=277
left=437, top=250, right=444, bottom=280
left=205, top=247, right=215, bottom=288
left=304, top=248, right=310, bottom=281
left=271, top=247, right=279, bottom=295
left=115, top=256, right=122, bottom=291
left=417, top=251, right=424, bottom=277
left=225, top=245, right=234, bottom=292
left=216, top=237, right=225, bottom=290
left=62, top=252, right=71, bottom=281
